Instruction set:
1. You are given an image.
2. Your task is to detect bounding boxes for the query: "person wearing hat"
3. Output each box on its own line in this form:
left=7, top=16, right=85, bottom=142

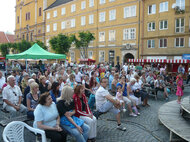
left=21, top=72, right=29, bottom=94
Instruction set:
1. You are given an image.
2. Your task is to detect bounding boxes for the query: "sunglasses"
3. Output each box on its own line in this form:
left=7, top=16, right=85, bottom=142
left=13, top=91, right=17, bottom=96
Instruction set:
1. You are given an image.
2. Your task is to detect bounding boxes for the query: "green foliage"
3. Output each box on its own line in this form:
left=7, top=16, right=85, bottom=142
left=0, top=43, right=10, bottom=57
left=16, top=40, right=32, bottom=53
left=32, top=40, right=47, bottom=50
left=49, top=34, right=72, bottom=54
left=72, top=31, right=95, bottom=58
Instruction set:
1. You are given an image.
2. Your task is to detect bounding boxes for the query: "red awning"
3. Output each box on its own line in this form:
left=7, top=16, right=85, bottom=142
left=79, top=58, right=96, bottom=62
left=128, top=59, right=189, bottom=64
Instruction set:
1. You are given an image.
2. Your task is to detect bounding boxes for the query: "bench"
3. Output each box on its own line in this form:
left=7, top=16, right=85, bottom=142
left=158, top=100, right=190, bottom=141
left=0, top=115, right=31, bottom=127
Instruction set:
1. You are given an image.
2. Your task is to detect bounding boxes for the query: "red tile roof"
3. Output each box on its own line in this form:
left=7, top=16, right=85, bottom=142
left=0, top=31, right=14, bottom=44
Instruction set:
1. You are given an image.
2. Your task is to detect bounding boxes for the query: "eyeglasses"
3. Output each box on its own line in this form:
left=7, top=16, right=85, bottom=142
left=13, top=91, right=17, bottom=96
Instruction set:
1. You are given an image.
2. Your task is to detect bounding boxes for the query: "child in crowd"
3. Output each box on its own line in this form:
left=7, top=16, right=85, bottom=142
left=116, top=86, right=126, bottom=112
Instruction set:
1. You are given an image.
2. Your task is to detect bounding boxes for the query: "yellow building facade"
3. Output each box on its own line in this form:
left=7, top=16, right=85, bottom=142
left=15, top=0, right=56, bottom=43
left=45, top=0, right=142, bottom=65
left=142, top=0, right=190, bottom=60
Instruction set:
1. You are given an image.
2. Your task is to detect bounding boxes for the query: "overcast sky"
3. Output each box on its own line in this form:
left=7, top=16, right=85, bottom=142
left=0, top=1, right=16, bottom=34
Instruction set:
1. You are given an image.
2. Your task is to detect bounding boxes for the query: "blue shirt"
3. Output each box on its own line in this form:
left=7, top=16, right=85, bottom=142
left=49, top=90, right=61, bottom=103
left=116, top=82, right=128, bottom=96
left=109, top=74, right=114, bottom=90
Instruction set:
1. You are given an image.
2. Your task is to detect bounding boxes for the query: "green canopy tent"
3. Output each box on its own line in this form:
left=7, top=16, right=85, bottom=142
left=6, top=43, right=66, bottom=71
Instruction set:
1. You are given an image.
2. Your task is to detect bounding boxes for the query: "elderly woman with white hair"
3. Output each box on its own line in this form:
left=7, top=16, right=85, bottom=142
left=127, top=78, right=140, bottom=115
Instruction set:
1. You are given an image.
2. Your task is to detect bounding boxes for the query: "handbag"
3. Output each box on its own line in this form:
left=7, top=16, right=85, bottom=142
left=60, top=115, right=84, bottom=128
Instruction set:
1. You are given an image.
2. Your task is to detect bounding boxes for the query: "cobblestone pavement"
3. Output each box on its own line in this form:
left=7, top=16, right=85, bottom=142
left=0, top=86, right=189, bottom=142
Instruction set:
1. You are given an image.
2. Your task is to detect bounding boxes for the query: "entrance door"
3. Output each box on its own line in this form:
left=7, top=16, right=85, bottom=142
left=123, top=53, right=134, bottom=64
left=109, top=50, right=115, bottom=67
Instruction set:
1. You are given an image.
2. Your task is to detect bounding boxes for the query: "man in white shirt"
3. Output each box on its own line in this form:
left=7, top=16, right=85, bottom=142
left=75, top=68, right=83, bottom=84
left=0, top=71, right=5, bottom=94
left=95, top=77, right=126, bottom=131
left=123, top=63, right=128, bottom=73
left=186, top=67, right=190, bottom=84
left=3, top=75, right=27, bottom=117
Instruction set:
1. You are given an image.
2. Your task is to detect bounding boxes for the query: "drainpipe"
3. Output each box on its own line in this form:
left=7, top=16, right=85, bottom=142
left=137, top=0, right=141, bottom=59
left=141, top=0, right=145, bottom=59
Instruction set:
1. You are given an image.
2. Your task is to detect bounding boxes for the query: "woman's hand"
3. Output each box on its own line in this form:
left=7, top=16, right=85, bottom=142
left=54, top=125, right=62, bottom=132
left=76, top=126, right=83, bottom=134
left=87, top=113, right=93, bottom=119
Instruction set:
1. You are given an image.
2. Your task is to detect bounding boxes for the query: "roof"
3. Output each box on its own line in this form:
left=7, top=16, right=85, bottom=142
left=0, top=32, right=14, bottom=44
left=45, top=0, right=73, bottom=10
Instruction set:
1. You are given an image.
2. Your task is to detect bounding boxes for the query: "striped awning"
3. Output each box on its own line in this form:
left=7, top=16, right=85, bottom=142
left=128, top=59, right=189, bottom=63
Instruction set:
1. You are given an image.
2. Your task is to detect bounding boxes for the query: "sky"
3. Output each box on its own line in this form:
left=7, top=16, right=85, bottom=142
left=0, top=0, right=16, bottom=34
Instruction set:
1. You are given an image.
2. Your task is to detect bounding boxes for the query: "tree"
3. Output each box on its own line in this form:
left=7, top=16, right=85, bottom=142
left=0, top=43, right=10, bottom=57
left=32, top=40, right=47, bottom=50
left=16, top=40, right=31, bottom=53
left=49, top=34, right=72, bottom=54
left=71, top=31, right=95, bottom=59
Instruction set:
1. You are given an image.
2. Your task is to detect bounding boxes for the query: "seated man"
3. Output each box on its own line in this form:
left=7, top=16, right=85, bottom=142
left=95, top=77, right=126, bottom=131
left=2, top=75, right=27, bottom=117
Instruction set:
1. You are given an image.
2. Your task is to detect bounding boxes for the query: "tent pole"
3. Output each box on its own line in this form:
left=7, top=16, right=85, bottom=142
left=5, top=59, right=7, bottom=76
left=25, top=60, right=27, bottom=72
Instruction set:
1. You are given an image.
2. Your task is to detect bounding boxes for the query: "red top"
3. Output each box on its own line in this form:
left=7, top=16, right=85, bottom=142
left=73, top=93, right=92, bottom=117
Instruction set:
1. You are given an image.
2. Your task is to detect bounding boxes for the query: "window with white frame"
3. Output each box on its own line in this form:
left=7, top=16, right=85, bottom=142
left=109, top=0, right=115, bottom=2
left=99, top=51, right=105, bottom=62
left=159, top=20, right=168, bottom=30
left=109, top=9, right=116, bottom=21
left=80, top=51, right=85, bottom=59
left=47, top=13, right=50, bottom=19
left=46, top=39, right=49, bottom=47
left=71, top=19, right=76, bottom=27
left=109, top=30, right=115, bottom=41
left=53, top=23, right=57, bottom=31
left=81, top=1, right=86, bottom=9
left=176, top=0, right=185, bottom=10
left=176, top=18, right=184, bottom=33
left=70, top=52, right=75, bottom=62
left=147, top=40, right=155, bottom=48
left=99, top=0, right=106, bottom=4
left=99, top=12, right=105, bottom=22
left=124, top=5, right=136, bottom=18
left=53, top=10, right=57, bottom=17
left=175, top=37, right=184, bottom=47
left=89, top=14, right=94, bottom=24
left=148, top=22, right=155, bottom=31
left=46, top=25, right=50, bottom=32
left=88, top=51, right=93, bottom=59
left=159, top=2, right=168, bottom=12
left=159, top=38, right=167, bottom=48
left=61, top=8, right=66, bottom=15
left=123, top=28, right=136, bottom=40
left=148, top=4, right=156, bottom=14
left=99, top=32, right=105, bottom=42
left=71, top=4, right=76, bottom=12
left=61, top=21, right=66, bottom=29
left=89, top=0, right=94, bottom=7
left=81, top=16, right=86, bottom=26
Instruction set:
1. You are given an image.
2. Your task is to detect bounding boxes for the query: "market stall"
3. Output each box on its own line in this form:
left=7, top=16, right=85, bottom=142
left=78, top=58, right=96, bottom=65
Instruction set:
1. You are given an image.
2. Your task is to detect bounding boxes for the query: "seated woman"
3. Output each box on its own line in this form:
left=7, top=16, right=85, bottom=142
left=33, top=92, right=67, bottom=142
left=111, top=73, right=119, bottom=95
left=133, top=74, right=149, bottom=107
left=66, top=73, right=77, bottom=89
left=26, top=82, right=40, bottom=119
left=50, top=82, right=61, bottom=103
left=57, top=85, right=90, bottom=142
left=73, top=85, right=97, bottom=142
left=39, top=76, right=51, bottom=94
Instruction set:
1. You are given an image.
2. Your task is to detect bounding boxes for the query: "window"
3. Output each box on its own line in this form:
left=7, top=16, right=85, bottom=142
left=159, top=2, right=168, bottom=12
left=99, top=0, right=106, bottom=4
left=176, top=18, right=184, bottom=33
left=109, top=0, right=115, bottom=2
left=53, top=10, right=57, bottom=17
left=123, top=28, right=136, bottom=40
left=147, top=40, right=155, bottom=48
left=81, top=16, right=86, bottom=26
left=46, top=25, right=50, bottom=32
left=160, top=20, right=168, bottom=30
left=109, top=50, right=115, bottom=66
left=175, top=37, right=184, bottom=47
left=109, top=9, right=116, bottom=21
left=99, top=12, right=105, bottom=22
left=17, top=16, right=19, bottom=23
left=148, top=22, right=155, bottom=31
left=53, top=23, right=57, bottom=31
left=26, top=33, right=29, bottom=41
left=61, top=21, right=66, bottom=29
left=80, top=51, right=85, bottom=59
left=88, top=51, right=93, bottom=59
left=46, top=39, right=49, bottom=47
left=30, top=33, right=33, bottom=41
left=71, top=19, right=76, bottom=27
left=148, top=4, right=156, bottom=14
left=99, top=51, right=105, bottom=62
left=71, top=4, right=76, bottom=12
left=70, top=52, right=75, bottom=62
left=47, top=13, right=50, bottom=19
left=89, top=0, right=94, bottom=7
left=109, top=30, right=115, bottom=41
left=176, top=0, right=185, bottom=10
left=99, top=32, right=105, bottom=42
left=81, top=1, right=86, bottom=9
left=39, top=7, right=42, bottom=16
left=61, top=8, right=66, bottom=15
left=159, top=38, right=167, bottom=48
left=124, top=6, right=136, bottom=18
left=89, top=14, right=94, bottom=24
left=22, top=34, right=25, bottom=40
left=26, top=12, right=30, bottom=20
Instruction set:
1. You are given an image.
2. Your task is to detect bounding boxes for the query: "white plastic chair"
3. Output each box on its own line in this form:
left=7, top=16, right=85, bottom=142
left=2, top=121, right=47, bottom=142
